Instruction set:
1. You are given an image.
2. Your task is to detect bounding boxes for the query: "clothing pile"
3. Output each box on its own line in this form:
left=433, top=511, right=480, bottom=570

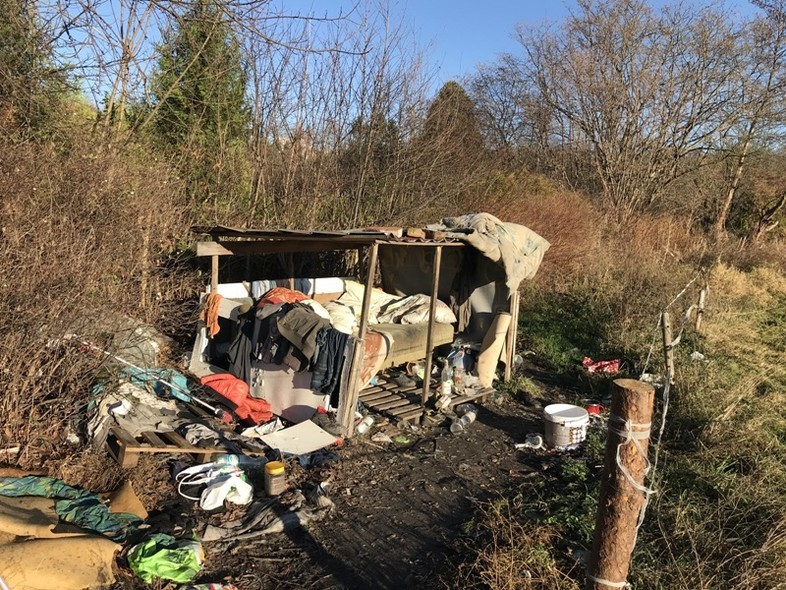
left=227, top=287, right=349, bottom=402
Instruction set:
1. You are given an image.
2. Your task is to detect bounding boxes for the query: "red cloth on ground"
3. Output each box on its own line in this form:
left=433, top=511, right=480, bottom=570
left=200, top=373, right=273, bottom=425
left=256, top=287, right=308, bottom=309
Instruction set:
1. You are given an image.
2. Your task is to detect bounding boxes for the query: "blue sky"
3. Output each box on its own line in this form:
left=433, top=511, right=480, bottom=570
left=392, top=0, right=571, bottom=84
left=282, top=0, right=762, bottom=89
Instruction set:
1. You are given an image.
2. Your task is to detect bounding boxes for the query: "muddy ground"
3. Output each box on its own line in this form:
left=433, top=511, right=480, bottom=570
left=173, top=395, right=549, bottom=590
left=82, top=368, right=581, bottom=590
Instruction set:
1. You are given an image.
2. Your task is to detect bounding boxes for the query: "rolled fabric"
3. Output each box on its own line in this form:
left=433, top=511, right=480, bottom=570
left=476, top=312, right=512, bottom=387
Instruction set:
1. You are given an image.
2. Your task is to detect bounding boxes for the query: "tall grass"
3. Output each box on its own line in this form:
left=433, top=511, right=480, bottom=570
left=457, top=193, right=786, bottom=590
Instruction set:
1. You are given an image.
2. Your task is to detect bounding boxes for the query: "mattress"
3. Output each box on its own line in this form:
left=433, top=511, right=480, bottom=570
left=371, top=322, right=455, bottom=368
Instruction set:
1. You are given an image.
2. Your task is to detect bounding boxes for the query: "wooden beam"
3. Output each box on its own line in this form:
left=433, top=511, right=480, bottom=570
left=358, top=242, right=378, bottom=341
left=421, top=245, right=443, bottom=409
left=197, top=238, right=465, bottom=257
left=210, top=255, right=218, bottom=293
left=661, top=311, right=675, bottom=384
left=504, top=290, right=519, bottom=381
left=340, top=242, right=379, bottom=437
left=196, top=239, right=377, bottom=257
left=695, top=286, right=708, bottom=332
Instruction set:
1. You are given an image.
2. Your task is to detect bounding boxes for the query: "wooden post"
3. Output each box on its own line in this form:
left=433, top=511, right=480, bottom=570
left=661, top=311, right=675, bottom=384
left=210, top=255, right=219, bottom=294
left=339, top=242, right=378, bottom=437
left=695, top=287, right=707, bottom=332
left=286, top=252, right=295, bottom=291
left=421, top=246, right=443, bottom=410
left=586, top=378, right=655, bottom=590
left=504, top=290, right=520, bottom=381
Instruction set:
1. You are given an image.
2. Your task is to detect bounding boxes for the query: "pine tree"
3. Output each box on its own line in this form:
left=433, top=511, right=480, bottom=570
left=422, top=81, right=485, bottom=161
left=149, top=0, right=249, bottom=207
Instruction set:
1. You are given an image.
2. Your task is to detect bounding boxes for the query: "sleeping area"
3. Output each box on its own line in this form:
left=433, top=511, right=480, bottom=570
left=190, top=214, right=550, bottom=436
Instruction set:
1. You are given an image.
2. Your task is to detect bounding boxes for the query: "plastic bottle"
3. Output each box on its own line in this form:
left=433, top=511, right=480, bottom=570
left=454, top=403, right=477, bottom=417
left=440, top=364, right=453, bottom=396
left=453, top=366, right=465, bottom=389
left=355, top=415, right=374, bottom=435
left=264, top=460, right=286, bottom=496
left=210, top=454, right=268, bottom=471
left=450, top=412, right=476, bottom=434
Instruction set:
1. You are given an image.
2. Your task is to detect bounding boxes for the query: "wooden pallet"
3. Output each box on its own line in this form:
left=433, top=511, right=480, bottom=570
left=359, top=378, right=424, bottom=424
left=447, top=386, right=495, bottom=408
left=106, top=426, right=264, bottom=468
left=359, top=376, right=495, bottom=425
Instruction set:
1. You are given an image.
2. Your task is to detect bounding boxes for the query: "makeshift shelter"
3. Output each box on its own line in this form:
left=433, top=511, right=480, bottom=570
left=190, top=213, right=550, bottom=436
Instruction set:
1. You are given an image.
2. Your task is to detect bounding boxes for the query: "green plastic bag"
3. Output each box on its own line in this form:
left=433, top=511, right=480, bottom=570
left=128, top=533, right=203, bottom=583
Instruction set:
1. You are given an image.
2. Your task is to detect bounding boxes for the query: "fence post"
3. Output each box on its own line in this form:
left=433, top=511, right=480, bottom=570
left=586, top=378, right=655, bottom=590
left=694, top=287, right=707, bottom=333
left=661, top=311, right=675, bottom=384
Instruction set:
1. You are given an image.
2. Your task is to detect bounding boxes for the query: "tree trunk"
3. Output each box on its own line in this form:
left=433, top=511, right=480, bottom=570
left=714, top=131, right=753, bottom=241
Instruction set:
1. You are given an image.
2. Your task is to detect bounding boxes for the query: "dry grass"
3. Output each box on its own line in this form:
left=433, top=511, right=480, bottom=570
left=459, top=197, right=786, bottom=589
left=485, top=177, right=602, bottom=276
left=0, top=132, right=194, bottom=467
left=454, top=499, right=580, bottom=590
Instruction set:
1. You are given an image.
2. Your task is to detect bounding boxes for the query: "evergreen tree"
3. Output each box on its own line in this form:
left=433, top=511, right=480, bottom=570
left=416, top=81, right=488, bottom=212
left=149, top=0, right=249, bottom=207
left=422, top=81, right=486, bottom=162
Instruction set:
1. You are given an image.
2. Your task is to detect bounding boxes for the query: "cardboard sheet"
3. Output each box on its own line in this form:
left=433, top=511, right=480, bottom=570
left=107, top=481, right=148, bottom=520
left=259, top=420, right=337, bottom=455
left=0, top=496, right=87, bottom=539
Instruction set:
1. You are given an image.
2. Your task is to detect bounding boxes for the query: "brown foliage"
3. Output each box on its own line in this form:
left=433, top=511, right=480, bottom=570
left=484, top=175, right=602, bottom=276
left=0, top=131, right=193, bottom=465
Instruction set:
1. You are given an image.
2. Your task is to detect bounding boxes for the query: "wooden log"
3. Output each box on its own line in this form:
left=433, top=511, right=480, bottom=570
left=421, top=246, right=443, bottom=412
left=695, top=287, right=707, bottom=332
left=586, top=378, right=655, bottom=590
left=405, top=227, right=426, bottom=239
left=661, top=311, right=675, bottom=384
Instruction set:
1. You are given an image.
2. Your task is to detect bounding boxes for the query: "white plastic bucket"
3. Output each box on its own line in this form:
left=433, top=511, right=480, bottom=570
left=543, top=404, right=589, bottom=449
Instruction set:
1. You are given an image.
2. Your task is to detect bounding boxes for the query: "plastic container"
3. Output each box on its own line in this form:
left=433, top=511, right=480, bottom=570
left=543, top=404, right=589, bottom=449
left=450, top=404, right=478, bottom=434
left=264, top=460, right=286, bottom=496
left=440, top=365, right=453, bottom=396
left=355, top=415, right=374, bottom=435
left=213, top=454, right=265, bottom=468
left=453, top=366, right=466, bottom=388
left=455, top=403, right=477, bottom=417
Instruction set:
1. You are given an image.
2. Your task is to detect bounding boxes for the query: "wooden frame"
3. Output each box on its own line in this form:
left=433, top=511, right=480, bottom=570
left=194, top=230, right=517, bottom=436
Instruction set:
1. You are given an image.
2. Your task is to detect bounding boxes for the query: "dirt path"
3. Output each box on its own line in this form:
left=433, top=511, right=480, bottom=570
left=199, top=397, right=544, bottom=590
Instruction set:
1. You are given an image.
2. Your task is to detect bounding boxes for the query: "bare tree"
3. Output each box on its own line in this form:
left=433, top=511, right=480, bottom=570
left=510, top=0, right=744, bottom=220
left=713, top=0, right=786, bottom=240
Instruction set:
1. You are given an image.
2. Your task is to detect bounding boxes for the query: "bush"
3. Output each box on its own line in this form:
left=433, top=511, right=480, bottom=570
left=0, top=130, right=194, bottom=465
